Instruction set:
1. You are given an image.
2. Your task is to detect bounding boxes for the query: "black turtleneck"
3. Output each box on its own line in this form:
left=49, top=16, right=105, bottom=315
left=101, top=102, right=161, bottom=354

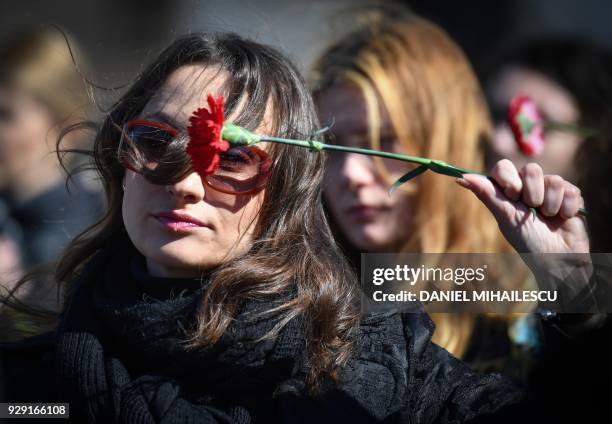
left=127, top=253, right=210, bottom=300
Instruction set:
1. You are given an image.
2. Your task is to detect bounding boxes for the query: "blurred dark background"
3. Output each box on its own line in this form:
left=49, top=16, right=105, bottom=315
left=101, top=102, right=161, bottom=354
left=2, top=0, right=611, bottom=95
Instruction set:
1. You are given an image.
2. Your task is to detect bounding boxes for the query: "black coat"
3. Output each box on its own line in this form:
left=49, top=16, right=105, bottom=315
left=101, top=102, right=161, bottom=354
left=0, top=245, right=521, bottom=423
left=2, top=178, right=103, bottom=269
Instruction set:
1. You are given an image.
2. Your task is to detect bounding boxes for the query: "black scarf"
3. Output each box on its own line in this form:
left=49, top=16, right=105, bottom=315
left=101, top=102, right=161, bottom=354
left=56, top=245, right=307, bottom=423
left=54, top=243, right=523, bottom=423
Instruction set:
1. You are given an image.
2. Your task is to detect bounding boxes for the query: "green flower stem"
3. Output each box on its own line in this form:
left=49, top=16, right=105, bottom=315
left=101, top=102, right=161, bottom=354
left=259, top=135, right=431, bottom=166
left=542, top=121, right=599, bottom=138
left=222, top=125, right=587, bottom=218
left=261, top=136, right=588, bottom=218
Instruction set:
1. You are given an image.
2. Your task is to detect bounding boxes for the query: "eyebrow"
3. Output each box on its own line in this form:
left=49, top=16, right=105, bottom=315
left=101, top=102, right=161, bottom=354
left=140, top=112, right=183, bottom=130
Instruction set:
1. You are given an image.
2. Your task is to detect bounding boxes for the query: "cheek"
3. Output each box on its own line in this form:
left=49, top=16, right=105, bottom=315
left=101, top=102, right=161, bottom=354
left=377, top=192, right=412, bottom=231
left=0, top=118, right=42, bottom=161
left=121, top=177, right=157, bottom=241
left=323, top=161, right=344, bottom=192
left=338, top=192, right=413, bottom=250
left=389, top=193, right=414, bottom=230
left=122, top=188, right=145, bottom=242
left=540, top=134, right=582, bottom=178
left=323, top=170, right=343, bottom=199
left=220, top=194, right=262, bottom=238
left=323, top=187, right=348, bottom=230
left=19, top=104, right=55, bottom=150
left=489, top=126, right=531, bottom=170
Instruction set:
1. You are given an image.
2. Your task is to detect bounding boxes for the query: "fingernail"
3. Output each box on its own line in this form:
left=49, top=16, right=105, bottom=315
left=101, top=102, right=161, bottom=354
left=455, top=178, right=471, bottom=189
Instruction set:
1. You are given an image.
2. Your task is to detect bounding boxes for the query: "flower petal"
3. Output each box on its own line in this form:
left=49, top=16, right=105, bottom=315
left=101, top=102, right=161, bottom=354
left=186, top=95, right=228, bottom=176
left=508, top=95, right=545, bottom=157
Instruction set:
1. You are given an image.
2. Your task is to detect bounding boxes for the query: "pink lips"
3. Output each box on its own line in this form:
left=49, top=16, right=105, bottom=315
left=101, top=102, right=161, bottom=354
left=152, top=211, right=210, bottom=232
left=346, top=204, right=385, bottom=222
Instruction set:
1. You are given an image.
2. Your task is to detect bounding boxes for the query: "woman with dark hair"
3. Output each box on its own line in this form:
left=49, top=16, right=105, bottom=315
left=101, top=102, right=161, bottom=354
left=0, top=32, right=588, bottom=423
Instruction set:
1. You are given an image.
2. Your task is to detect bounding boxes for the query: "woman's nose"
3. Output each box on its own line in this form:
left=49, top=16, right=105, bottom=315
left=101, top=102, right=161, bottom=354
left=166, top=171, right=205, bottom=203
left=341, top=153, right=378, bottom=189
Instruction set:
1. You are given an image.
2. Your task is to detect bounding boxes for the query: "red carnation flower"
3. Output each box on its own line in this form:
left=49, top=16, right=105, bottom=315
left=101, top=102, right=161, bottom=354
left=508, top=95, right=545, bottom=156
left=186, top=94, right=230, bottom=176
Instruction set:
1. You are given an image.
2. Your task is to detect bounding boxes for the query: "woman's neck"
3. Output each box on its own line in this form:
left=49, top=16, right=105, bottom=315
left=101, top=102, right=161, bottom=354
left=145, top=257, right=209, bottom=279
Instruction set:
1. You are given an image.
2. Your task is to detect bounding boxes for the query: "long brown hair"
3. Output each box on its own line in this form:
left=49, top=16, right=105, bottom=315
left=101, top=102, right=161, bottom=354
left=312, top=7, right=527, bottom=358
left=1, top=32, right=360, bottom=391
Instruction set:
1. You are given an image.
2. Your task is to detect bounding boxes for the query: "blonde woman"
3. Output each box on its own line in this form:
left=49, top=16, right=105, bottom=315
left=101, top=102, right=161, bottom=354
left=313, top=9, right=535, bottom=363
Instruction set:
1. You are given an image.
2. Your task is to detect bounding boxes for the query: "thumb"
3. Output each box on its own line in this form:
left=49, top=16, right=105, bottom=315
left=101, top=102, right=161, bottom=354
left=456, top=174, right=514, bottom=219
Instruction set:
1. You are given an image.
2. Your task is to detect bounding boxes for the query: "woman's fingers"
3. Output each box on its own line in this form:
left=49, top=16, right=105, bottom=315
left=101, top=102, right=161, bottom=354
left=559, top=182, right=582, bottom=219
left=541, top=175, right=565, bottom=217
left=519, top=163, right=545, bottom=208
left=459, top=160, right=584, bottom=221
left=457, top=173, right=504, bottom=217
left=490, top=159, right=522, bottom=201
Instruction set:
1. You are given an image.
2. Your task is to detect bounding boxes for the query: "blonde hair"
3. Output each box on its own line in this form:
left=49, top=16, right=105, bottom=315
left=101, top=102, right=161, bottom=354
left=313, top=9, right=528, bottom=358
left=0, top=28, right=90, bottom=122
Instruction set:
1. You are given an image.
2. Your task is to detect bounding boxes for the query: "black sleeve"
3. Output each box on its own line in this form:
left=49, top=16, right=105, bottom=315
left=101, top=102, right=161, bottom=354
left=112, top=375, right=235, bottom=423
left=303, top=312, right=524, bottom=423
left=397, top=313, right=524, bottom=424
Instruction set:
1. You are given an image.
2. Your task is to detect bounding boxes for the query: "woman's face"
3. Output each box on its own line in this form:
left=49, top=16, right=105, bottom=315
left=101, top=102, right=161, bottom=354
left=0, top=85, right=57, bottom=189
left=487, top=66, right=582, bottom=182
left=122, top=65, right=268, bottom=278
left=316, top=83, right=414, bottom=252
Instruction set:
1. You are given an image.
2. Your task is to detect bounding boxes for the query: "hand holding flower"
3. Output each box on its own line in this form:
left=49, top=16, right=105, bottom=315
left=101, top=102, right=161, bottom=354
left=186, top=93, right=589, bottom=256
left=456, top=159, right=589, bottom=256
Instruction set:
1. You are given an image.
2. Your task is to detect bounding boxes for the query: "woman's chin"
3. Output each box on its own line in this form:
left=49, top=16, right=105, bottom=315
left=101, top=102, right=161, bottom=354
left=139, top=241, right=220, bottom=277
left=347, top=230, right=393, bottom=252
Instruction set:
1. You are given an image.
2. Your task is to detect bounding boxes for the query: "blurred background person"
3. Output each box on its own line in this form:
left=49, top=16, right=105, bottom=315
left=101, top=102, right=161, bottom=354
left=484, top=38, right=612, bottom=183
left=578, top=126, right=612, bottom=253
left=0, top=199, right=23, bottom=289
left=0, top=29, right=103, bottom=319
left=469, top=114, right=612, bottom=423
left=0, top=29, right=103, bottom=268
left=312, top=6, right=534, bottom=377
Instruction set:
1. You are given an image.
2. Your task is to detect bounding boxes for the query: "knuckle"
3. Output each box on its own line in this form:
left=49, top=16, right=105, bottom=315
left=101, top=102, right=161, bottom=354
left=497, top=158, right=514, bottom=172
left=565, top=185, right=580, bottom=197
left=523, top=162, right=542, bottom=177
left=571, top=185, right=582, bottom=196
left=546, top=175, right=564, bottom=189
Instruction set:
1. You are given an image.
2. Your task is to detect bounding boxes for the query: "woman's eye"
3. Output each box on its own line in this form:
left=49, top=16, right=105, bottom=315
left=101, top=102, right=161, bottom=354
left=220, top=149, right=252, bottom=168
left=131, top=128, right=173, bottom=145
left=226, top=150, right=249, bottom=162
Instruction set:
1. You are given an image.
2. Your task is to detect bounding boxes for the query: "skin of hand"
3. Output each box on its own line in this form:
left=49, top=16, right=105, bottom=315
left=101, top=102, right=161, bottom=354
left=457, top=159, right=591, bottom=287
